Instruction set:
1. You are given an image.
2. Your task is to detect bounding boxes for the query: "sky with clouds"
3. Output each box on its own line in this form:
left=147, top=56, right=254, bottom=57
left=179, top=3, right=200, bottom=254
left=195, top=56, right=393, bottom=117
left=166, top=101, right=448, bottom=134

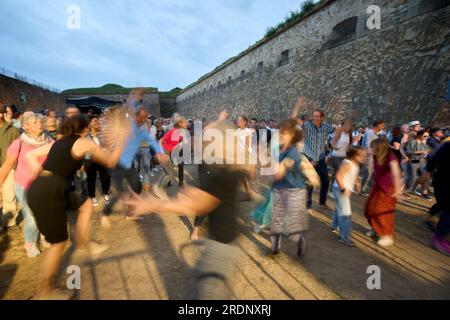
left=0, top=0, right=306, bottom=91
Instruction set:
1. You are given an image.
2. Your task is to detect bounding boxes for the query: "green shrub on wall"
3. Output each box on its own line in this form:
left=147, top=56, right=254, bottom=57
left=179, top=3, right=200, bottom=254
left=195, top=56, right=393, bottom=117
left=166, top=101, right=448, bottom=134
left=264, top=0, right=319, bottom=38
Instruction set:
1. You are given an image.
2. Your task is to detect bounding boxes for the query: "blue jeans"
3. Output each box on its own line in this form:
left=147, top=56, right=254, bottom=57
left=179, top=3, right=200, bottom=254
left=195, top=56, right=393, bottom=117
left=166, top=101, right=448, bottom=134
left=331, top=185, right=352, bottom=241
left=15, top=185, right=40, bottom=244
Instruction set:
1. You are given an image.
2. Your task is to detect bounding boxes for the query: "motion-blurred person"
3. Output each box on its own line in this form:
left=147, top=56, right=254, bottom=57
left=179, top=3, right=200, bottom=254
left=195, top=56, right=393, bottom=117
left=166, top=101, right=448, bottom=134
left=270, top=119, right=309, bottom=257
left=26, top=113, right=130, bottom=299
left=425, top=141, right=450, bottom=256
left=329, top=120, right=353, bottom=195
left=237, top=115, right=256, bottom=201
left=360, top=120, right=385, bottom=196
left=0, top=105, right=20, bottom=229
left=365, top=138, right=403, bottom=247
left=159, top=117, right=189, bottom=188
left=126, top=118, right=247, bottom=299
left=86, top=116, right=111, bottom=210
left=330, top=147, right=365, bottom=247
left=101, top=106, right=168, bottom=223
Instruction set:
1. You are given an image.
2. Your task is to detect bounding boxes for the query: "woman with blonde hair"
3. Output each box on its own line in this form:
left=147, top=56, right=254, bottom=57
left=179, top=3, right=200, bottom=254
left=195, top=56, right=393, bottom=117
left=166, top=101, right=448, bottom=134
left=0, top=112, right=54, bottom=257
left=364, top=138, right=403, bottom=247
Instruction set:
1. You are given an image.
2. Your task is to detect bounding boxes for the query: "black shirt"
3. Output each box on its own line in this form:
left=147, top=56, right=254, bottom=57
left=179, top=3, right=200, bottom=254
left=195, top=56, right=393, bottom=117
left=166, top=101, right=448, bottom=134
left=198, top=164, right=242, bottom=244
left=391, top=135, right=403, bottom=163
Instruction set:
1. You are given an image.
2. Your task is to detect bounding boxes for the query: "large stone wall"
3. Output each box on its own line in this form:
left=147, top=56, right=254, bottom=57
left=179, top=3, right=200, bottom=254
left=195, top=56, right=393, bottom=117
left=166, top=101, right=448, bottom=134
left=176, top=0, right=450, bottom=127
left=0, top=75, right=65, bottom=112
left=66, top=93, right=161, bottom=117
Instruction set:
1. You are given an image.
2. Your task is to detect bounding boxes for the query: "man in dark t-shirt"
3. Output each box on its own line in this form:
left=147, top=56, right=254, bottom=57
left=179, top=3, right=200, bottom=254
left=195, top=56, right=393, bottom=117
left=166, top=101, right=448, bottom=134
left=126, top=119, right=245, bottom=299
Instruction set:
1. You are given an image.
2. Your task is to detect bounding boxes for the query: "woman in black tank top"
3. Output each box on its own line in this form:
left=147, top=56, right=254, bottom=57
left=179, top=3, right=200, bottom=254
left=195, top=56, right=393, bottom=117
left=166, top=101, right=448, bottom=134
left=26, top=114, right=130, bottom=300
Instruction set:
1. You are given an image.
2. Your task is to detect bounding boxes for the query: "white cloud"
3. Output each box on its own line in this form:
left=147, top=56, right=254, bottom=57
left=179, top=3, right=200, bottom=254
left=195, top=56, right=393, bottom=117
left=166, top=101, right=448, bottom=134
left=0, top=0, right=302, bottom=91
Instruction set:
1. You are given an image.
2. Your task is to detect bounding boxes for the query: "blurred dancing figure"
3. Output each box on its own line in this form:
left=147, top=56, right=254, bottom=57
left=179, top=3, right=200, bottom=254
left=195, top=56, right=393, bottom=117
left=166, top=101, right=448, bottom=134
left=26, top=111, right=130, bottom=300
left=126, top=118, right=246, bottom=299
left=270, top=119, right=309, bottom=257
left=159, top=117, right=189, bottom=188
left=364, top=138, right=402, bottom=247
left=86, top=115, right=111, bottom=209
left=330, top=147, right=365, bottom=247
left=425, top=141, right=450, bottom=256
left=101, top=106, right=168, bottom=223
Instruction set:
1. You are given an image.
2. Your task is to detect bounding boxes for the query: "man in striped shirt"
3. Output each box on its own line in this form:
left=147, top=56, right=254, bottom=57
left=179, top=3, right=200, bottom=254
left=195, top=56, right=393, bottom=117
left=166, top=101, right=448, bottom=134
left=293, top=97, right=333, bottom=211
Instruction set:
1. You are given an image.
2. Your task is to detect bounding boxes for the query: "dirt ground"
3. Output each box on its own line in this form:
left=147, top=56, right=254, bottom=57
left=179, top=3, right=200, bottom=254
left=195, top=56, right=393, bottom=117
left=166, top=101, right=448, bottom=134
left=1, top=165, right=449, bottom=300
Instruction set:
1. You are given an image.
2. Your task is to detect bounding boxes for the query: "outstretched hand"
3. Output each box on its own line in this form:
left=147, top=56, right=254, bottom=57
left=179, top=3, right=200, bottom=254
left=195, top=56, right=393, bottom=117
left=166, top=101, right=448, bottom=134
left=156, top=153, right=170, bottom=165
left=125, top=188, right=160, bottom=217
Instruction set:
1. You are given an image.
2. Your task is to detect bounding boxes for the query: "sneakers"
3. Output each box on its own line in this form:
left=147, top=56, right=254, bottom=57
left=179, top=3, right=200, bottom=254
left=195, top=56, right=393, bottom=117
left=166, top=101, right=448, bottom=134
left=270, top=235, right=281, bottom=255
left=377, top=236, right=395, bottom=247
left=318, top=203, right=331, bottom=210
left=359, top=192, right=369, bottom=197
left=432, top=235, right=450, bottom=256
left=414, top=189, right=422, bottom=197
left=421, top=194, right=433, bottom=201
left=190, top=227, right=200, bottom=242
left=24, top=243, right=41, bottom=258
left=4, top=212, right=19, bottom=227
left=103, top=195, right=111, bottom=205
left=34, top=289, right=75, bottom=300
left=328, top=192, right=335, bottom=200
left=330, top=227, right=339, bottom=235
left=253, top=224, right=262, bottom=234
left=125, top=215, right=144, bottom=221
left=338, top=238, right=356, bottom=247
left=297, top=235, right=308, bottom=259
left=91, top=198, right=99, bottom=207
left=99, top=213, right=111, bottom=229
left=74, top=241, right=108, bottom=259
left=39, top=236, right=52, bottom=249
left=365, top=229, right=376, bottom=238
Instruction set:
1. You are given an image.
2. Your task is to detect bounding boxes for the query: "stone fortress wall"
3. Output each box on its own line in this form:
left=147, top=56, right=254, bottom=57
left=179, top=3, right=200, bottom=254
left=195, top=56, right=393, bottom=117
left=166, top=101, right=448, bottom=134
left=176, top=0, right=450, bottom=127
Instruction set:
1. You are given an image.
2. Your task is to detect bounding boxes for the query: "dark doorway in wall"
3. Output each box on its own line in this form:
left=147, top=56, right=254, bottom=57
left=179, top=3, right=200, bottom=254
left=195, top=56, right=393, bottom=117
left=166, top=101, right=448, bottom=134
left=279, top=50, right=290, bottom=67
left=330, top=16, right=358, bottom=43
left=257, top=61, right=264, bottom=74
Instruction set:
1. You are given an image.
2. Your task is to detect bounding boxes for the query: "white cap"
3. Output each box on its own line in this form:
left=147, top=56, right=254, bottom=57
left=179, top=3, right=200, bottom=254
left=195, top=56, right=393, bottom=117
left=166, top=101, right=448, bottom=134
left=409, top=121, right=421, bottom=127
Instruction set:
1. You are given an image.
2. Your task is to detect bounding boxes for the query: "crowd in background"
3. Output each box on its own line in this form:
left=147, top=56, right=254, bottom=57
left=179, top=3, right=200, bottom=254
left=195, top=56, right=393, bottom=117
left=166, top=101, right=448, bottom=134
left=0, top=99, right=449, bottom=299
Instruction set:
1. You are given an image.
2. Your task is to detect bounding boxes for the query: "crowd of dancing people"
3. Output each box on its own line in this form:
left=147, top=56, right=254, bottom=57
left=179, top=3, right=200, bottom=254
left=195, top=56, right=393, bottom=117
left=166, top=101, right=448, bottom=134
left=0, top=92, right=449, bottom=299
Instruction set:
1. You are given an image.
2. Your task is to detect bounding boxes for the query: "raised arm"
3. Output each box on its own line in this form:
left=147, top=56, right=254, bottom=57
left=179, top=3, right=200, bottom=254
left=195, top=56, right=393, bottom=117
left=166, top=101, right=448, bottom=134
left=291, top=96, right=307, bottom=123
left=73, top=135, right=127, bottom=169
left=125, top=186, right=221, bottom=217
left=331, top=127, right=343, bottom=150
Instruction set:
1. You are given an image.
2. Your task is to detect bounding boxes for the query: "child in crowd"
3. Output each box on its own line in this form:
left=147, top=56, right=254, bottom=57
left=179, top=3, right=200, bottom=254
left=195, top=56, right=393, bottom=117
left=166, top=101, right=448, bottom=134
left=330, top=147, right=365, bottom=246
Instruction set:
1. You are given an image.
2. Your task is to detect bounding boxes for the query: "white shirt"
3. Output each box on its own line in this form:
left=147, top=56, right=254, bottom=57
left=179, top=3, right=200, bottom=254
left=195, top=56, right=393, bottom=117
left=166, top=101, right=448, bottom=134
left=333, top=159, right=359, bottom=192
left=237, top=127, right=254, bottom=154
left=331, top=132, right=350, bottom=158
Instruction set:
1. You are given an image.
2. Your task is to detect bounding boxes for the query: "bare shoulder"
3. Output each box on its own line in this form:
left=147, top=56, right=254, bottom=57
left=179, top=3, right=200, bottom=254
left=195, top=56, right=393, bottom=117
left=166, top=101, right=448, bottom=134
left=72, top=137, right=96, bottom=157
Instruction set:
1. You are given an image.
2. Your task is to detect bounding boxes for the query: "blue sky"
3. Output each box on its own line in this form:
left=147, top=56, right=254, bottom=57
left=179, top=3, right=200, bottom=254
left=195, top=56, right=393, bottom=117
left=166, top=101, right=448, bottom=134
left=0, top=0, right=305, bottom=92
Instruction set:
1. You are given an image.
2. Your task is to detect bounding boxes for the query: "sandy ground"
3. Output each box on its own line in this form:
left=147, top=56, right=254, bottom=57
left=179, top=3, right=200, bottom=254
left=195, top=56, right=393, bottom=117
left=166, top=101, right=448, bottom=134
left=1, top=165, right=449, bottom=300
